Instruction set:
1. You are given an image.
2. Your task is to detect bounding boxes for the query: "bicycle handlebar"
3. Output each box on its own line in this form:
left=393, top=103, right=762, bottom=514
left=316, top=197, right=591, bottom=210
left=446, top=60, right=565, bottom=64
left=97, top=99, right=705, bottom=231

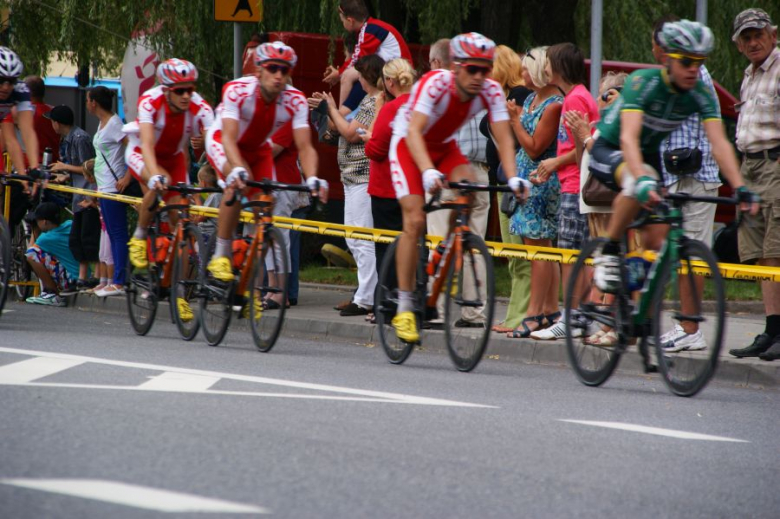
left=225, top=179, right=318, bottom=207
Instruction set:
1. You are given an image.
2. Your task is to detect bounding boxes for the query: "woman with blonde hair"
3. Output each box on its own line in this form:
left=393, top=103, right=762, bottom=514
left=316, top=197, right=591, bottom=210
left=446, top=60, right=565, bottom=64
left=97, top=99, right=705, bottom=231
left=359, top=58, right=416, bottom=290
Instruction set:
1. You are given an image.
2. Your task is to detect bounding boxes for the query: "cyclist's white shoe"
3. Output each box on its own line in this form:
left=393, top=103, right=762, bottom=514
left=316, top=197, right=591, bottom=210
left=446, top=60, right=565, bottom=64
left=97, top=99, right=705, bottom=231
left=661, top=324, right=706, bottom=352
left=594, top=252, right=622, bottom=293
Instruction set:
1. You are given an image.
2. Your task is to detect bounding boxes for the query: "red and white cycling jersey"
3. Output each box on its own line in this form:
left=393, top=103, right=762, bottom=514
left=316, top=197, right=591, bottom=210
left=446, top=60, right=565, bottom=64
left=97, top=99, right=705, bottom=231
left=210, top=77, right=308, bottom=148
left=122, top=85, right=214, bottom=156
left=392, top=70, right=508, bottom=143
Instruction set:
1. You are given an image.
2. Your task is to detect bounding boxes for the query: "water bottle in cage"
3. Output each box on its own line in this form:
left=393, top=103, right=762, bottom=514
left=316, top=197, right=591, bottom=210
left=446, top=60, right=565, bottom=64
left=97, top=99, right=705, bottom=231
left=427, top=241, right=447, bottom=276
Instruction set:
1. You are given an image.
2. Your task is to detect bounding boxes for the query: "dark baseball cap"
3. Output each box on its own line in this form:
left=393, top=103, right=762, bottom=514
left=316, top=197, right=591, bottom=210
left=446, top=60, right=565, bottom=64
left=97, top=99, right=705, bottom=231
left=732, top=8, right=773, bottom=41
left=43, top=105, right=74, bottom=125
left=30, top=202, right=60, bottom=223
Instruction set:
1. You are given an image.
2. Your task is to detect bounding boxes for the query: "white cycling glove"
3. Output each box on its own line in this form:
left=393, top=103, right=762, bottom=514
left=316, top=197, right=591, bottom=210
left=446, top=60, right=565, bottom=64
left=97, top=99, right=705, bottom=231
left=147, top=174, right=166, bottom=190
left=306, top=176, right=329, bottom=193
left=508, top=176, right=532, bottom=195
left=423, top=168, right=445, bottom=193
left=225, top=167, right=248, bottom=188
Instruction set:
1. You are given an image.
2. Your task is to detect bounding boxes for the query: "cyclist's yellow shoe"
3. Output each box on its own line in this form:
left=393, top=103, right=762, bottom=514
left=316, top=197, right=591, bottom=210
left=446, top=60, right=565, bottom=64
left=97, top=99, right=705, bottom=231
left=242, top=297, right=263, bottom=320
left=392, top=311, right=419, bottom=343
left=176, top=297, right=194, bottom=322
left=128, top=238, right=148, bottom=269
left=207, top=256, right=235, bottom=282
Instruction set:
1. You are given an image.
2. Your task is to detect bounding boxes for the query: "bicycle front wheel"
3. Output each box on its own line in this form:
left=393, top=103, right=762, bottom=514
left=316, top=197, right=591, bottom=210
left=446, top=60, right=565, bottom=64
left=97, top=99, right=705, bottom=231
left=171, top=225, right=203, bottom=341
left=374, top=237, right=422, bottom=364
left=10, top=221, right=32, bottom=301
left=0, top=218, right=11, bottom=316
left=652, top=239, right=724, bottom=397
left=443, top=233, right=494, bottom=372
left=249, top=226, right=289, bottom=352
left=125, top=248, right=159, bottom=336
left=199, top=236, right=234, bottom=347
left=564, top=238, right=623, bottom=387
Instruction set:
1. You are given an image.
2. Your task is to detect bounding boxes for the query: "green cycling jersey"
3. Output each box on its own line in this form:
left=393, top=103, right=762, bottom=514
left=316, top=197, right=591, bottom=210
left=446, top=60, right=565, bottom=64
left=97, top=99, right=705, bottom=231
left=597, top=68, right=720, bottom=152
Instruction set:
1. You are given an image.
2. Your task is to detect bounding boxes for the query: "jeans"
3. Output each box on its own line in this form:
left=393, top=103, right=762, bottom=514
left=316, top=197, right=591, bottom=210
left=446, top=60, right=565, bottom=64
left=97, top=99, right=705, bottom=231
left=99, top=197, right=128, bottom=285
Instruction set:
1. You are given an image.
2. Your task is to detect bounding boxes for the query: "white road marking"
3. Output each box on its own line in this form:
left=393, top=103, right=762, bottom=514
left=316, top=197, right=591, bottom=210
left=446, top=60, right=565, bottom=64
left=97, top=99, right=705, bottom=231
left=0, top=357, right=84, bottom=384
left=560, top=420, right=749, bottom=443
left=139, top=372, right=220, bottom=392
left=0, top=346, right=494, bottom=408
left=0, top=478, right=268, bottom=514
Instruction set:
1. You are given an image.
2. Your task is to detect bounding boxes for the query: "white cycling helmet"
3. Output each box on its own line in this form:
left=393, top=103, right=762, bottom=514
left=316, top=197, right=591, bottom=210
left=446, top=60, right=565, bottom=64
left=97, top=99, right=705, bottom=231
left=658, top=20, right=715, bottom=56
left=0, top=47, right=23, bottom=78
left=254, top=41, right=298, bottom=68
left=156, top=58, right=198, bottom=86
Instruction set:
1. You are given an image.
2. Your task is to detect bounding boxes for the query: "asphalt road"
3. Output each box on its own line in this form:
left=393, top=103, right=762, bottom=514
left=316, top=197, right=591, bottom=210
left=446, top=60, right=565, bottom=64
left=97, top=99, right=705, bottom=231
left=0, top=301, right=778, bottom=518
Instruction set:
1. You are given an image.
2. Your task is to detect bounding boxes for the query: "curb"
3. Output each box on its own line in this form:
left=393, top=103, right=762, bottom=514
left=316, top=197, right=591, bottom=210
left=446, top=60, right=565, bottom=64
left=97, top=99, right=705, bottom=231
left=69, top=292, right=778, bottom=390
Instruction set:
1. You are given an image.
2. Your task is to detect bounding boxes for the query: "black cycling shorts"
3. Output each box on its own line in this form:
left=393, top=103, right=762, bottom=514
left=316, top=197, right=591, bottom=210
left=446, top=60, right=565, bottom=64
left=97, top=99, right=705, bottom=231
left=588, top=138, right=663, bottom=192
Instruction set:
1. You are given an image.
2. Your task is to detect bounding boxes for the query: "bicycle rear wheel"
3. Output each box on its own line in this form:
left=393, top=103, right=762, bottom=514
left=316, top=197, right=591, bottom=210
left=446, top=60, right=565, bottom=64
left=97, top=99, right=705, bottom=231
left=0, top=218, right=11, bottom=316
left=249, top=226, right=289, bottom=352
left=443, top=233, right=494, bottom=372
left=199, top=236, right=234, bottom=347
left=171, top=225, right=203, bottom=341
left=652, top=239, right=724, bottom=397
left=564, top=238, right=624, bottom=386
left=125, top=245, right=159, bottom=336
left=374, top=238, right=423, bottom=364
left=10, top=221, right=32, bottom=301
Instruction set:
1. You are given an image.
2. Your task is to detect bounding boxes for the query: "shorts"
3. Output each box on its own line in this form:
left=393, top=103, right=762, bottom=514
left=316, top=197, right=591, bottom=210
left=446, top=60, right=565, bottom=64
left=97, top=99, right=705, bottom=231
left=557, top=193, right=589, bottom=250
left=389, top=136, right=470, bottom=199
left=26, top=245, right=75, bottom=291
left=588, top=138, right=663, bottom=191
left=206, top=128, right=276, bottom=197
left=126, top=142, right=188, bottom=202
left=738, top=157, right=780, bottom=262
left=667, top=177, right=718, bottom=246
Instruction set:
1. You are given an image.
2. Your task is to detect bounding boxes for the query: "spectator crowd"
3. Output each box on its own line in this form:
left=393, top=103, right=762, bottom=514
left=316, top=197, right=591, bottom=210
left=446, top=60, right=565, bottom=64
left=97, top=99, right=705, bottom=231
left=1, top=2, right=778, bottom=360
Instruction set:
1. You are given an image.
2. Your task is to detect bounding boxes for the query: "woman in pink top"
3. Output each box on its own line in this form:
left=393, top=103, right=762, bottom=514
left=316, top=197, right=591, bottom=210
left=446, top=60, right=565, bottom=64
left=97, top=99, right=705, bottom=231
left=530, top=43, right=600, bottom=341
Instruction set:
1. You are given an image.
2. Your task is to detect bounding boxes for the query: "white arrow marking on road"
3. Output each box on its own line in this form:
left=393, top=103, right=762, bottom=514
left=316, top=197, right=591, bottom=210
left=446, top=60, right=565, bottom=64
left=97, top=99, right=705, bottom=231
left=0, top=357, right=84, bottom=384
left=560, top=420, right=749, bottom=442
left=0, top=478, right=268, bottom=513
left=0, top=346, right=494, bottom=408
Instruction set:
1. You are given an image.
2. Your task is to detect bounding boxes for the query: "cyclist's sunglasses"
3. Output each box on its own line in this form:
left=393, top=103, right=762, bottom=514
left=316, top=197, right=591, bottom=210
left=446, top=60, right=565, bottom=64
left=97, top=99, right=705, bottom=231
left=601, top=86, right=622, bottom=102
left=261, top=63, right=291, bottom=75
left=170, top=86, right=195, bottom=96
left=458, top=63, right=492, bottom=76
left=667, top=53, right=706, bottom=68
left=0, top=77, right=17, bottom=86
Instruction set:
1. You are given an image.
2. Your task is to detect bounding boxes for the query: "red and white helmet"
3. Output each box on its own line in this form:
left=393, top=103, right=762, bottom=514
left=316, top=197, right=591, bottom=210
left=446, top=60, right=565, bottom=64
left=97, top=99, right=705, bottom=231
left=254, top=41, right=298, bottom=68
left=449, top=33, right=496, bottom=62
left=156, top=59, right=198, bottom=87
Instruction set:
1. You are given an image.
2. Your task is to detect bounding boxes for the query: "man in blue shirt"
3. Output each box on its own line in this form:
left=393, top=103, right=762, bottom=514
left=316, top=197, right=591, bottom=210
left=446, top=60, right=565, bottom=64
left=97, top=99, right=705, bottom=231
left=25, top=203, right=79, bottom=307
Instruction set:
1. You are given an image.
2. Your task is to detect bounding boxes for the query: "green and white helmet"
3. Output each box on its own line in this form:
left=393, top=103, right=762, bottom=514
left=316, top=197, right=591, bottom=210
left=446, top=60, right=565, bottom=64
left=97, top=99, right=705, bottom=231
left=658, top=20, right=715, bottom=56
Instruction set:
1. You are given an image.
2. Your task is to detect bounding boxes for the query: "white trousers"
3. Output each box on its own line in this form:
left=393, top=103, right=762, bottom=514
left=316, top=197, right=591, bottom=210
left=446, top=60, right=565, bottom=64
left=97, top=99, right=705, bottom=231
left=344, top=183, right=377, bottom=308
left=264, top=190, right=296, bottom=273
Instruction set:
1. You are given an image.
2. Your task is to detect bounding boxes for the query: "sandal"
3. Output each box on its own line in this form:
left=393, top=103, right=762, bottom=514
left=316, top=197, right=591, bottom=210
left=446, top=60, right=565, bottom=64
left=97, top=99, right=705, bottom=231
left=589, top=330, right=618, bottom=347
left=262, top=299, right=290, bottom=310
left=507, top=314, right=546, bottom=339
left=545, top=311, right=561, bottom=324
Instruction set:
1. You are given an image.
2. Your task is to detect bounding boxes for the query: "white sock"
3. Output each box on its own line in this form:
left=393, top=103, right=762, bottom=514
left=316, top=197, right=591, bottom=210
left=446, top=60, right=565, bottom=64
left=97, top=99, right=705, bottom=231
left=398, top=291, right=415, bottom=314
left=133, top=227, right=148, bottom=240
left=215, top=237, right=233, bottom=259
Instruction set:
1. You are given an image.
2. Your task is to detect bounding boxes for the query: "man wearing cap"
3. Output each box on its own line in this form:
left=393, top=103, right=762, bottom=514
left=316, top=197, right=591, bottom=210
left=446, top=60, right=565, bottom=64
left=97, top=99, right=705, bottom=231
left=728, top=9, right=780, bottom=361
left=46, top=104, right=99, bottom=291
left=24, top=202, right=79, bottom=307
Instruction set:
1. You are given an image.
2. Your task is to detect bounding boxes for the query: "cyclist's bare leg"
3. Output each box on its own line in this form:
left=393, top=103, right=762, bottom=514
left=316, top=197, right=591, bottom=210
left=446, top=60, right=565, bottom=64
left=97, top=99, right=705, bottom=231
left=605, top=193, right=641, bottom=242
left=397, top=194, right=426, bottom=292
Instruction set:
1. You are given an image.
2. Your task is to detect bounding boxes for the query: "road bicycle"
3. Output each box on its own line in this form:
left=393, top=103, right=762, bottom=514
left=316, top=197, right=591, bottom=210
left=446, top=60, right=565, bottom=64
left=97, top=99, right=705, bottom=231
left=374, top=180, right=516, bottom=372
left=564, top=192, right=740, bottom=397
left=199, top=178, right=313, bottom=351
left=125, top=183, right=221, bottom=340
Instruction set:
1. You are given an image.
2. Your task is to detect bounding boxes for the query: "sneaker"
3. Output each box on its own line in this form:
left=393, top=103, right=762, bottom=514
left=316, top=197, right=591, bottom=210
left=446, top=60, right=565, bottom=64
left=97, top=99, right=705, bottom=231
left=207, top=256, right=235, bottom=282
left=94, top=284, right=125, bottom=297
left=661, top=326, right=706, bottom=353
left=90, top=283, right=108, bottom=294
left=59, top=285, right=79, bottom=296
left=392, top=311, right=419, bottom=343
left=594, top=252, right=622, bottom=293
left=128, top=238, right=148, bottom=269
left=530, top=319, right=582, bottom=340
left=176, top=297, right=194, bottom=322
left=26, top=292, right=67, bottom=307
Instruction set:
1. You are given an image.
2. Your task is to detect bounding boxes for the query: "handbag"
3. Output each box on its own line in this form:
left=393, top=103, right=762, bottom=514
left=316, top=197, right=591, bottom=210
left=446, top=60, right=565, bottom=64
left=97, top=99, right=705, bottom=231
left=99, top=149, right=143, bottom=198
left=582, top=172, right=617, bottom=206
left=500, top=191, right=518, bottom=217
left=662, top=121, right=703, bottom=176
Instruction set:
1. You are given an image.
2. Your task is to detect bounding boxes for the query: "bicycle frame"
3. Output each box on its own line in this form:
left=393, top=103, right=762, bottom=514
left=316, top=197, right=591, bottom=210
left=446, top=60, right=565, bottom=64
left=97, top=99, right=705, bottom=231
left=424, top=194, right=470, bottom=309
left=235, top=193, right=273, bottom=298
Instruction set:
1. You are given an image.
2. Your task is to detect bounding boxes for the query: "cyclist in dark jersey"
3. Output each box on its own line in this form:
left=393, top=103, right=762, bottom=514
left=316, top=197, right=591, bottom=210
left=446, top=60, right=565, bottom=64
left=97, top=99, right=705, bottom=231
left=0, top=47, right=41, bottom=178
left=589, top=20, right=759, bottom=294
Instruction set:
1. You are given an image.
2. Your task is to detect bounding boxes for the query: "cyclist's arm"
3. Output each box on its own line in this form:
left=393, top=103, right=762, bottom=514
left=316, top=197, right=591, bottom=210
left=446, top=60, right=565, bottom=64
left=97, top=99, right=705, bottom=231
left=1, top=120, right=26, bottom=173
left=490, top=119, right=517, bottom=179
left=618, top=110, right=648, bottom=180
left=702, top=119, right=745, bottom=189
left=406, top=111, right=435, bottom=172
left=139, top=122, right=163, bottom=181
left=17, top=110, right=39, bottom=169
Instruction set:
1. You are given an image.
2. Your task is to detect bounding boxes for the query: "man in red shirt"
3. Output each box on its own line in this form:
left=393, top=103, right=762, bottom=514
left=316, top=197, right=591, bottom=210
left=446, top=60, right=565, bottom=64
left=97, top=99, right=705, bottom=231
left=24, top=76, right=59, bottom=164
